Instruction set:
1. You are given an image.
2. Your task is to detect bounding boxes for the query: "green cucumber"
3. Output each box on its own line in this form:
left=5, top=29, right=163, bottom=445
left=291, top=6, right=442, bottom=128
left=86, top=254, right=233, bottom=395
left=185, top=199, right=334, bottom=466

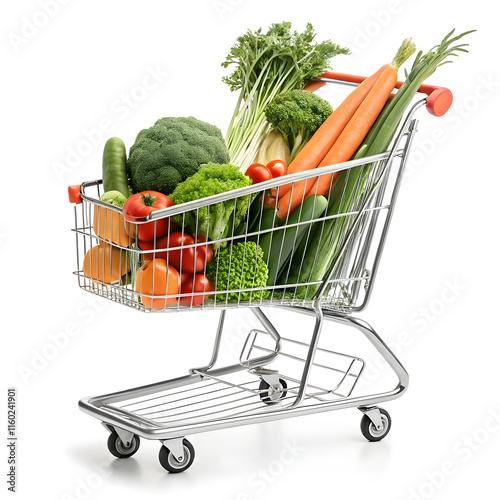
left=102, top=137, right=129, bottom=198
left=277, top=221, right=312, bottom=285
left=252, top=208, right=284, bottom=238
left=230, top=193, right=260, bottom=238
left=248, top=207, right=285, bottom=252
left=246, top=194, right=268, bottom=234
left=263, top=195, right=328, bottom=286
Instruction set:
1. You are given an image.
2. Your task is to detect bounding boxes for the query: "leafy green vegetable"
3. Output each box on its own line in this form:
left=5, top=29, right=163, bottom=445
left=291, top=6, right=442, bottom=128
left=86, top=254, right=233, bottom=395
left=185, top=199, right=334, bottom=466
left=99, top=190, right=127, bottom=208
left=127, top=116, right=230, bottom=195
left=222, top=21, right=349, bottom=171
left=169, top=163, right=252, bottom=245
left=206, top=241, right=269, bottom=302
left=361, top=29, right=475, bottom=156
left=265, top=89, right=333, bottom=161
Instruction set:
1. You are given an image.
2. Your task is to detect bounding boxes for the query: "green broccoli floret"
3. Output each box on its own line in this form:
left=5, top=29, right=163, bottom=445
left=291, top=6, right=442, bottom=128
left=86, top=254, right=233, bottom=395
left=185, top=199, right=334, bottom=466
left=206, top=241, right=270, bottom=302
left=169, top=163, right=252, bottom=245
left=265, top=90, right=333, bottom=161
left=127, top=116, right=230, bottom=195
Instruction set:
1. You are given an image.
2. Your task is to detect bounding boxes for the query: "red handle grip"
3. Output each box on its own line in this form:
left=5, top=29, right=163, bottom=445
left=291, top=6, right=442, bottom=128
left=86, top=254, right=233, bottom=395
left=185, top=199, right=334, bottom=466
left=68, top=184, right=82, bottom=204
left=305, top=71, right=453, bottom=117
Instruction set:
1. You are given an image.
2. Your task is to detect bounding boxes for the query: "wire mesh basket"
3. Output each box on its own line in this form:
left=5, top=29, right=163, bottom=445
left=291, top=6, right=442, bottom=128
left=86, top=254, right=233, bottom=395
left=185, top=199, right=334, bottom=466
left=71, top=140, right=412, bottom=315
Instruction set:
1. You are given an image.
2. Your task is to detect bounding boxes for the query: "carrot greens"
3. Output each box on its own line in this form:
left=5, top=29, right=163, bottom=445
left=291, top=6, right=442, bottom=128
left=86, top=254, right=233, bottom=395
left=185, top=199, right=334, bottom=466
left=222, top=22, right=349, bottom=173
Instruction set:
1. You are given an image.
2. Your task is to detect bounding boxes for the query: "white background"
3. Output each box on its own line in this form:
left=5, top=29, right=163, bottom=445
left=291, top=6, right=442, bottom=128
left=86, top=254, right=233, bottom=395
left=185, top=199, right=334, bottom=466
left=2, top=1, right=499, bottom=499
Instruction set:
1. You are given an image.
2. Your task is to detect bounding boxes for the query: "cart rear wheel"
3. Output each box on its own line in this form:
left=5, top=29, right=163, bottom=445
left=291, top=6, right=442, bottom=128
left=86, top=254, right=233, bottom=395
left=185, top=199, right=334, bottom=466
left=159, top=439, right=195, bottom=473
left=107, top=431, right=140, bottom=458
left=360, top=408, right=391, bottom=442
left=259, top=378, right=288, bottom=404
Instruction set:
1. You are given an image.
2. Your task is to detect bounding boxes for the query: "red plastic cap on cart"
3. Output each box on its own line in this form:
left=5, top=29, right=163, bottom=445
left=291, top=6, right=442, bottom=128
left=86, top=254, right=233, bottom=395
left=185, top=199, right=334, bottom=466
left=426, top=88, right=453, bottom=117
left=68, top=185, right=82, bottom=204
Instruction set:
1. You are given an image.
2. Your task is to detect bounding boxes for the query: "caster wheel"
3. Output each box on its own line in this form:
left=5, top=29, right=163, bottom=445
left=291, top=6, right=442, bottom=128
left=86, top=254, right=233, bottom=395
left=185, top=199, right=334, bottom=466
left=159, top=439, right=195, bottom=473
left=107, top=431, right=140, bottom=458
left=259, top=378, right=288, bottom=404
left=360, top=408, right=391, bottom=442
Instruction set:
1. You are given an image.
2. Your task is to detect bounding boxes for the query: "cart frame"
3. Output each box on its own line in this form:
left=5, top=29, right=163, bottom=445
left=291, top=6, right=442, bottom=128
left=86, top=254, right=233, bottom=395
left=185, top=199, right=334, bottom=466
left=70, top=73, right=451, bottom=472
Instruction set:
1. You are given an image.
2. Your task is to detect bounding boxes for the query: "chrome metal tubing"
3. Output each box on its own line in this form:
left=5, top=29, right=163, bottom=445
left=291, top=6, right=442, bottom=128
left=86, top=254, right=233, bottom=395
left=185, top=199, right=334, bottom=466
left=78, top=151, right=396, bottom=222
left=286, top=305, right=324, bottom=408
left=189, top=310, right=226, bottom=373
left=78, top=306, right=407, bottom=441
left=189, top=307, right=281, bottom=375
left=312, top=100, right=425, bottom=306
left=354, top=109, right=424, bottom=312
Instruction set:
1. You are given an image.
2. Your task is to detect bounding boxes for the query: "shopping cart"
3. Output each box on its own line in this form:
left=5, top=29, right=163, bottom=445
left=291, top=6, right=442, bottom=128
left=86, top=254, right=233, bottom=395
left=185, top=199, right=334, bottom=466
left=68, top=72, right=452, bottom=473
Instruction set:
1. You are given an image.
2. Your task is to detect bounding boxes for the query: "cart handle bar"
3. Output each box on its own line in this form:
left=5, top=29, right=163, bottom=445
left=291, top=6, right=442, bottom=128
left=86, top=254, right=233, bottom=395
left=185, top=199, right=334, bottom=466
left=305, top=71, right=453, bottom=118
left=68, top=71, right=450, bottom=205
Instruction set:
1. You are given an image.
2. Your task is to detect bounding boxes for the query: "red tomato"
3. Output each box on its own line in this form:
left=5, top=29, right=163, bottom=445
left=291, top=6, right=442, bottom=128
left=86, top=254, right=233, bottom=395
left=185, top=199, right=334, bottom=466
left=180, top=272, right=194, bottom=288
left=166, top=233, right=195, bottom=271
left=179, top=274, right=215, bottom=306
left=194, top=234, right=213, bottom=266
left=139, top=233, right=213, bottom=272
left=123, top=191, right=175, bottom=241
left=167, top=233, right=214, bottom=273
left=258, top=194, right=278, bottom=209
left=138, top=236, right=170, bottom=261
left=266, top=159, right=288, bottom=178
left=135, top=259, right=180, bottom=309
left=245, top=163, right=272, bottom=184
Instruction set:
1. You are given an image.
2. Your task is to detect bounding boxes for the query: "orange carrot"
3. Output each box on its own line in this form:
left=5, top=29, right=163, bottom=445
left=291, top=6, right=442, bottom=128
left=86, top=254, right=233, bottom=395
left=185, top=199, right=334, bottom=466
left=303, top=66, right=399, bottom=202
left=277, top=37, right=417, bottom=218
left=276, top=64, right=389, bottom=203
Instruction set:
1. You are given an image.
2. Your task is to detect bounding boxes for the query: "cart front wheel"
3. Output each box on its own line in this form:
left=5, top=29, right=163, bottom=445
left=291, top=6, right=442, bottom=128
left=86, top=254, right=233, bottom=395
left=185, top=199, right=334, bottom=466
left=360, top=408, right=391, bottom=442
left=259, top=378, right=288, bottom=404
left=159, top=439, right=195, bottom=473
left=107, top=431, right=140, bottom=458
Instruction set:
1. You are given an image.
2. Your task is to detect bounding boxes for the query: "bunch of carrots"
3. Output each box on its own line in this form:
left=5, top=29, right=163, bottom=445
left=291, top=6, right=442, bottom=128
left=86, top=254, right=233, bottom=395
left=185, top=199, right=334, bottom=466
left=279, top=28, right=474, bottom=299
left=275, top=38, right=416, bottom=220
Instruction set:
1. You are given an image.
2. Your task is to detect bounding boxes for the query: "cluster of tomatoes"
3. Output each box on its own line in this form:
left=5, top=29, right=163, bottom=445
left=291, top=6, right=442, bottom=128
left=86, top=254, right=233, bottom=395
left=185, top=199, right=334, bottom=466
left=120, top=159, right=288, bottom=309
left=245, top=159, right=287, bottom=185
left=122, top=191, right=214, bottom=309
left=245, top=159, right=288, bottom=209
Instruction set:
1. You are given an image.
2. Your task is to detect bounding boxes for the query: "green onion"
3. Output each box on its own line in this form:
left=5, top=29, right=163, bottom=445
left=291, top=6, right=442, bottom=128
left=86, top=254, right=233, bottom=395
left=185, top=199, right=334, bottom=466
left=288, top=29, right=474, bottom=301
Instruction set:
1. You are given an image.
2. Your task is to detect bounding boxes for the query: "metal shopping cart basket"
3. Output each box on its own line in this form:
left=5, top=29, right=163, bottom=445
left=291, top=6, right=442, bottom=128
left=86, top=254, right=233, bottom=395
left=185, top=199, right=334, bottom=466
left=68, top=72, right=453, bottom=473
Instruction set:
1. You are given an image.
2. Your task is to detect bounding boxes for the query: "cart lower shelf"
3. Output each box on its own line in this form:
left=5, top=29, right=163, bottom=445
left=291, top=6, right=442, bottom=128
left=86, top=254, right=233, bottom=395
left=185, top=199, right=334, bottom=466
left=79, top=307, right=408, bottom=473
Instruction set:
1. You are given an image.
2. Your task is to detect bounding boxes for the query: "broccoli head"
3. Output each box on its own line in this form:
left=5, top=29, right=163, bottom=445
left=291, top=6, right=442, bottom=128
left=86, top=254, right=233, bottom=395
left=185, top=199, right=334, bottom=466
left=127, top=116, right=230, bottom=195
left=264, top=90, right=333, bottom=161
left=206, top=241, right=270, bottom=302
left=169, top=163, right=252, bottom=245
